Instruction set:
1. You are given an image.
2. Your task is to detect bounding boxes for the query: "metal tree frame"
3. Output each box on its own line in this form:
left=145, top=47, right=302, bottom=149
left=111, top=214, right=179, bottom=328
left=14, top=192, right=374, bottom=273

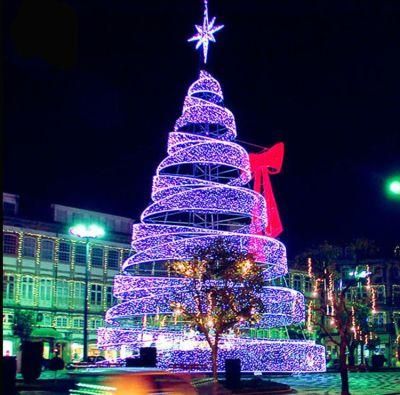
left=98, top=71, right=326, bottom=372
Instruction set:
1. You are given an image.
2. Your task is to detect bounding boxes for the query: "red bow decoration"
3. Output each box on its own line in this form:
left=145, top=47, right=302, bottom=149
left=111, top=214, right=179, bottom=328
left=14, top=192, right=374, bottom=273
left=249, top=142, right=284, bottom=238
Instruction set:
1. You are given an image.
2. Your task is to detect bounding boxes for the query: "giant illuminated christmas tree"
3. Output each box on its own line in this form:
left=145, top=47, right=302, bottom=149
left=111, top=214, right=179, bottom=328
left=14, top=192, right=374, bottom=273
left=98, top=0, right=325, bottom=372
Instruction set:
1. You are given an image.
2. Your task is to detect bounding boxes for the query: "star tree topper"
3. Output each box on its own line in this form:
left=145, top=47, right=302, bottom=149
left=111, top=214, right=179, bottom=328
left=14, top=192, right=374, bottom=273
left=188, top=0, right=224, bottom=64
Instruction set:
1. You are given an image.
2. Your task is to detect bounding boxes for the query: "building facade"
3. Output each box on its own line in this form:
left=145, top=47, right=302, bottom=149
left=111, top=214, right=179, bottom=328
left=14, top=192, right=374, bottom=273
left=2, top=193, right=133, bottom=362
left=248, top=260, right=400, bottom=367
left=338, top=258, right=400, bottom=366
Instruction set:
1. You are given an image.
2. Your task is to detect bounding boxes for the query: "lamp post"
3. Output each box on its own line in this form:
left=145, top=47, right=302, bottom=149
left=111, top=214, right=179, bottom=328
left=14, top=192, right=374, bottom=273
left=70, top=224, right=105, bottom=361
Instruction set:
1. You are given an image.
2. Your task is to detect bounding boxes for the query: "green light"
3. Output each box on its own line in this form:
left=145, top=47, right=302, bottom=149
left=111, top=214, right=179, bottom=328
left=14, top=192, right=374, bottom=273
left=70, top=223, right=105, bottom=239
left=389, top=180, right=400, bottom=195
left=356, top=270, right=369, bottom=279
left=386, top=176, right=400, bottom=200
left=349, top=267, right=370, bottom=280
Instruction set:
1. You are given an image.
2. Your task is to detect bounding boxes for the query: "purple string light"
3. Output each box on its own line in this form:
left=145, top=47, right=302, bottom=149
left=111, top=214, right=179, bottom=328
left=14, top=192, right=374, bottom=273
left=98, top=70, right=326, bottom=372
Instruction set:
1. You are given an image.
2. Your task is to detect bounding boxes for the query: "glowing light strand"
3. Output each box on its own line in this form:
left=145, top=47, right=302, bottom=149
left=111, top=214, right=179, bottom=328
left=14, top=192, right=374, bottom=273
left=99, top=70, right=326, bottom=373
left=97, top=327, right=325, bottom=372
left=307, top=301, right=313, bottom=331
left=307, top=257, right=313, bottom=278
left=105, top=276, right=304, bottom=327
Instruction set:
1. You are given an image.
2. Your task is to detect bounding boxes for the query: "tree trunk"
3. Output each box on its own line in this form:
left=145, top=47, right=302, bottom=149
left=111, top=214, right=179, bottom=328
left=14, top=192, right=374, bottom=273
left=339, top=338, right=351, bottom=395
left=204, top=332, right=219, bottom=383
left=360, top=343, right=365, bottom=365
left=348, top=343, right=356, bottom=367
left=211, top=345, right=218, bottom=382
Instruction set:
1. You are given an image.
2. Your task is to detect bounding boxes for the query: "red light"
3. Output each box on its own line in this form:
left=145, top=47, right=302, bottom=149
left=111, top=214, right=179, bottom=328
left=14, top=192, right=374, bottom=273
left=249, top=142, right=284, bottom=238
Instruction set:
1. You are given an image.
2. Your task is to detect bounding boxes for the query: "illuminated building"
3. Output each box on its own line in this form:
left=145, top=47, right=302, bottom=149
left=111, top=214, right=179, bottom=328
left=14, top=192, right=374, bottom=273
left=2, top=193, right=132, bottom=362
left=337, top=257, right=400, bottom=366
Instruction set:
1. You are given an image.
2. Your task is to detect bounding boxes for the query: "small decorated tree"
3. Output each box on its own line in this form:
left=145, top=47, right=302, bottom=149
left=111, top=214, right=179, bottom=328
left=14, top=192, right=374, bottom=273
left=310, top=270, right=353, bottom=395
left=347, top=303, right=374, bottom=367
left=167, top=238, right=265, bottom=380
left=13, top=310, right=43, bottom=383
left=13, top=310, right=34, bottom=343
left=298, top=243, right=375, bottom=395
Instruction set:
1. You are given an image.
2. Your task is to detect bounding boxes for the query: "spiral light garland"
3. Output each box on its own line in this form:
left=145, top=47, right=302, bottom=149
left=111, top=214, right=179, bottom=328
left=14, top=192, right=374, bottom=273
left=98, top=70, right=326, bottom=372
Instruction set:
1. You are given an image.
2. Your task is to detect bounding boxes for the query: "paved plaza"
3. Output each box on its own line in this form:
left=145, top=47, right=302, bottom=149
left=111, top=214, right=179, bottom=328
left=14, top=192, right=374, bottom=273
left=273, top=371, right=400, bottom=395
left=17, top=371, right=400, bottom=394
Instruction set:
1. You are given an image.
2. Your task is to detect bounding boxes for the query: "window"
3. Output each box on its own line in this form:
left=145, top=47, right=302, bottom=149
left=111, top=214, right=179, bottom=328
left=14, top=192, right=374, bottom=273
left=357, top=287, right=368, bottom=300
left=90, top=319, right=103, bottom=329
left=304, top=277, right=312, bottom=293
left=39, top=279, right=53, bottom=305
left=74, top=282, right=85, bottom=304
left=394, top=313, right=400, bottom=328
left=73, top=318, right=84, bottom=328
left=327, top=305, right=335, bottom=316
left=106, top=286, right=115, bottom=307
left=41, top=239, right=54, bottom=261
left=75, top=244, right=87, bottom=265
left=373, top=312, right=386, bottom=329
left=21, top=276, right=34, bottom=301
left=273, top=277, right=283, bottom=286
left=23, top=237, right=36, bottom=257
left=345, top=289, right=353, bottom=302
left=292, top=275, right=302, bottom=291
left=376, top=286, right=385, bottom=303
left=3, top=234, right=17, bottom=255
left=58, top=241, right=71, bottom=263
left=393, top=285, right=400, bottom=305
left=107, top=250, right=119, bottom=269
left=42, top=315, right=53, bottom=326
left=3, top=313, right=14, bottom=324
left=55, top=317, right=68, bottom=328
left=91, top=247, right=103, bottom=267
left=56, top=280, right=69, bottom=306
left=3, top=274, right=15, bottom=300
left=283, top=274, right=290, bottom=287
left=122, top=250, right=131, bottom=263
left=90, top=284, right=102, bottom=305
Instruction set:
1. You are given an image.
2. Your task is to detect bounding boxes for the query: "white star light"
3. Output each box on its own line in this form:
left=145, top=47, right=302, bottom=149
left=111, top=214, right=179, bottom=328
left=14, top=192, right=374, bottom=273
left=188, top=0, right=224, bottom=64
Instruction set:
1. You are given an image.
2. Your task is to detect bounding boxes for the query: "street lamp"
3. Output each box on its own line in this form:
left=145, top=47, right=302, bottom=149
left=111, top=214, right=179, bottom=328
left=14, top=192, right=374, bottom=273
left=70, top=224, right=105, bottom=239
left=349, top=268, right=371, bottom=281
left=385, top=176, right=400, bottom=200
left=69, top=223, right=105, bottom=361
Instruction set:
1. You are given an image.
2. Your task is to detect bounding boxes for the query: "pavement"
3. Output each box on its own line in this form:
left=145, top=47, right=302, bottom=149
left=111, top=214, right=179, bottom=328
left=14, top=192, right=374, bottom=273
left=270, top=372, right=400, bottom=395
left=15, top=370, right=400, bottom=395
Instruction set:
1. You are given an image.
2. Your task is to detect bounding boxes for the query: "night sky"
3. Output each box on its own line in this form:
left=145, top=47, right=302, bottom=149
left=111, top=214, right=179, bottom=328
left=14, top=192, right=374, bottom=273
left=4, top=0, right=400, bottom=257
